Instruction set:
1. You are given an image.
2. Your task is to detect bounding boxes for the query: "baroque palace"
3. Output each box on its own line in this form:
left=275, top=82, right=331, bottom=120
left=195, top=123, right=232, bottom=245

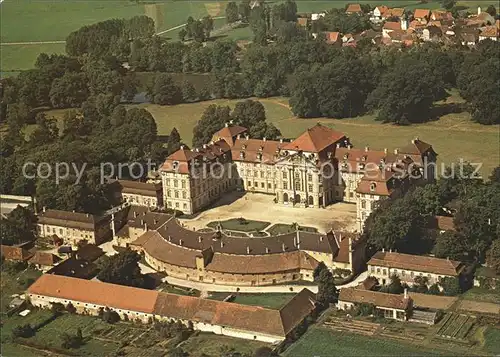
left=161, top=123, right=437, bottom=231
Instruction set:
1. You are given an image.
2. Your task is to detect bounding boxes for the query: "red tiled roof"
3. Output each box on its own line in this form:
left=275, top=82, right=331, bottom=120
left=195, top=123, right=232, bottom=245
left=28, top=251, right=61, bottom=266
left=212, top=125, right=248, bottom=146
left=111, top=180, right=161, bottom=197
left=346, top=4, right=362, bottom=13
left=375, top=6, right=389, bottom=15
left=388, top=8, right=404, bottom=18
left=414, top=9, right=430, bottom=19
left=28, top=274, right=159, bottom=313
left=480, top=26, right=498, bottom=38
left=283, top=124, right=345, bottom=152
left=1, top=245, right=34, bottom=261
left=339, top=287, right=411, bottom=310
left=231, top=138, right=283, bottom=164
left=368, top=251, right=464, bottom=276
left=383, top=21, right=401, bottom=31
left=325, top=31, right=341, bottom=43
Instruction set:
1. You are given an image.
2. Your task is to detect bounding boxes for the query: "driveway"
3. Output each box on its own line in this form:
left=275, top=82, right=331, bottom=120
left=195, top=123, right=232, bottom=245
left=180, top=192, right=357, bottom=233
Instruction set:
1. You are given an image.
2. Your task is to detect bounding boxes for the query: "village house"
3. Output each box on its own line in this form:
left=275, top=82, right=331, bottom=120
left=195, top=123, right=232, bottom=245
left=110, top=179, right=163, bottom=209
left=324, top=31, right=342, bottom=45
left=430, top=10, right=453, bottom=21
left=367, top=251, right=465, bottom=286
left=37, top=208, right=112, bottom=246
left=346, top=3, right=363, bottom=15
left=467, top=9, right=495, bottom=27
left=338, top=287, right=412, bottom=320
left=27, top=274, right=317, bottom=343
left=382, top=21, right=403, bottom=37
left=1, top=244, right=34, bottom=262
left=28, top=251, right=61, bottom=272
left=479, top=25, right=498, bottom=41
left=422, top=25, right=443, bottom=42
left=371, top=6, right=404, bottom=22
left=413, top=9, right=430, bottom=24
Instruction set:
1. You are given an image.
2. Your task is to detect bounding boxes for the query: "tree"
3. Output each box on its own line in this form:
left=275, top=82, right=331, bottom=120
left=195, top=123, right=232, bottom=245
left=254, top=347, right=278, bottom=357
left=202, top=16, right=214, bottom=39
left=192, top=104, right=231, bottom=147
left=97, top=249, right=146, bottom=288
left=485, top=5, right=497, bottom=17
left=49, top=72, right=89, bottom=108
left=226, top=2, right=240, bottom=23
left=413, top=276, right=429, bottom=294
left=239, top=1, right=251, bottom=22
left=61, top=328, right=84, bottom=349
left=149, top=74, right=182, bottom=105
left=439, top=277, right=462, bottom=296
left=102, top=309, right=121, bottom=324
left=232, top=99, right=266, bottom=127
left=486, top=239, right=500, bottom=274
left=313, top=261, right=328, bottom=281
left=316, top=268, right=338, bottom=307
left=12, top=324, right=35, bottom=338
left=441, top=0, right=456, bottom=10
left=382, top=274, right=404, bottom=294
left=178, top=28, right=187, bottom=41
left=126, top=15, right=155, bottom=39
left=367, top=58, right=446, bottom=124
left=433, top=231, right=468, bottom=261
left=181, top=80, right=197, bottom=102
left=167, top=127, right=182, bottom=154
left=489, top=167, right=500, bottom=184
left=428, top=283, right=441, bottom=295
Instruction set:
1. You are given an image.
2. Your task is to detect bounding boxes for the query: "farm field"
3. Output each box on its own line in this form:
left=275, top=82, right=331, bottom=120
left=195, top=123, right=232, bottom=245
left=483, top=327, right=500, bottom=354
left=283, top=327, right=445, bottom=357
left=208, top=292, right=293, bottom=309
left=181, top=332, right=269, bottom=356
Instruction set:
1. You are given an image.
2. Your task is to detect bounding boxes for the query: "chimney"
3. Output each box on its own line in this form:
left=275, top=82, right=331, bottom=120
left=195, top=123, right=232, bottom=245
left=394, top=149, right=399, bottom=155
left=384, top=148, right=388, bottom=154
left=247, top=246, right=250, bottom=254
left=478, top=6, right=481, bottom=15
left=140, top=219, right=144, bottom=225
left=336, top=143, right=340, bottom=149
left=266, top=247, right=270, bottom=253
left=221, top=241, right=224, bottom=248
left=382, top=247, right=385, bottom=252
left=144, top=222, right=147, bottom=231
left=404, top=288, right=408, bottom=299
left=279, top=138, right=283, bottom=143
left=154, top=219, right=158, bottom=224
left=319, top=236, right=323, bottom=242
left=180, top=145, right=185, bottom=150
left=348, top=144, right=352, bottom=149
left=43, top=206, right=46, bottom=213
left=225, top=122, right=229, bottom=127
left=134, top=211, right=138, bottom=218
left=282, top=243, right=286, bottom=252
left=198, top=236, right=202, bottom=243
left=111, top=213, right=116, bottom=238
left=245, top=135, right=249, bottom=140
left=229, top=120, right=233, bottom=125
left=203, top=144, right=207, bottom=149
left=365, top=146, right=369, bottom=152
left=237, top=134, right=241, bottom=139
left=179, top=239, right=183, bottom=246
left=168, top=235, right=171, bottom=241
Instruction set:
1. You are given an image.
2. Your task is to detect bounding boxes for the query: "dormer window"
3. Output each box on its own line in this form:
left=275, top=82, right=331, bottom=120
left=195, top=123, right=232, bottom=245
left=172, top=161, right=179, bottom=169
left=362, top=155, right=367, bottom=162
left=259, top=146, right=263, bottom=152
left=343, top=153, right=349, bottom=159
left=359, top=163, right=365, bottom=170
left=370, top=182, right=376, bottom=191
left=257, top=153, right=262, bottom=161
left=240, top=151, right=245, bottom=159
left=242, top=144, right=247, bottom=150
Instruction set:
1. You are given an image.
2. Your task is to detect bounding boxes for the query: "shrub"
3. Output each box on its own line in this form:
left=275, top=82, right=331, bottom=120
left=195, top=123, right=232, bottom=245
left=12, top=324, right=35, bottom=338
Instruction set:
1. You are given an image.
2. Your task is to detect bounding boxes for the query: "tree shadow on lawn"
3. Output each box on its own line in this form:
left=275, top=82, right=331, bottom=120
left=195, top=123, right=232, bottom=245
left=428, top=102, right=468, bottom=122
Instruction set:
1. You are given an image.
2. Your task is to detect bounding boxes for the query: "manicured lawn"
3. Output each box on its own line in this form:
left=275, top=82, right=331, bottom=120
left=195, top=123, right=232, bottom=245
left=0, top=43, right=66, bottom=72
left=484, top=327, right=500, bottom=354
left=461, top=287, right=500, bottom=304
left=267, top=223, right=318, bottom=236
left=283, top=328, right=445, bottom=357
left=181, top=332, right=269, bottom=356
left=208, top=292, right=293, bottom=309
left=207, top=218, right=270, bottom=232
